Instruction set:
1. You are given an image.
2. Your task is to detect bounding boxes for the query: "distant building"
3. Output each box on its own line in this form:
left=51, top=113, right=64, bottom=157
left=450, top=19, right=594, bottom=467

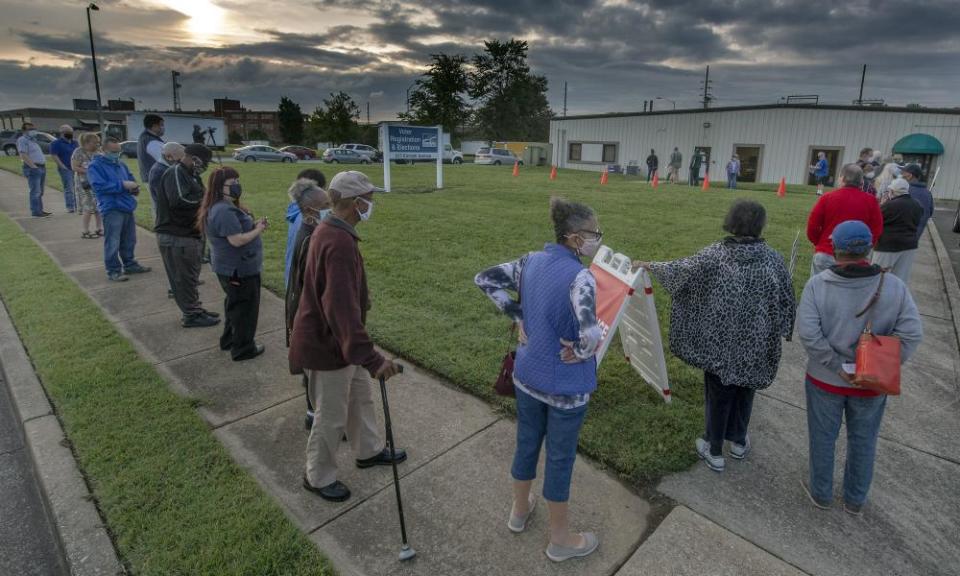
left=224, top=109, right=281, bottom=143
left=73, top=99, right=99, bottom=111
left=0, top=107, right=126, bottom=136
left=214, top=98, right=242, bottom=117
left=107, top=99, right=136, bottom=112
left=550, top=103, right=960, bottom=200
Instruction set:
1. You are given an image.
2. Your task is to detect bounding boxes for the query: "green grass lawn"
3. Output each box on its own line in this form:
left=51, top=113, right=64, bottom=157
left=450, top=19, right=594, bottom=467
left=0, top=156, right=815, bottom=484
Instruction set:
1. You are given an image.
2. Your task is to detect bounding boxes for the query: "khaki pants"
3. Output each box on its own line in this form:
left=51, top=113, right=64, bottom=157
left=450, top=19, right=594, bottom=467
left=668, top=165, right=680, bottom=183
left=305, top=365, right=383, bottom=487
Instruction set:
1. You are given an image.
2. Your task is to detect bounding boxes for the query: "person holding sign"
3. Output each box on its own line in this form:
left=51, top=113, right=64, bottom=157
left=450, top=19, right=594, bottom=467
left=633, top=200, right=796, bottom=473
left=474, top=197, right=602, bottom=563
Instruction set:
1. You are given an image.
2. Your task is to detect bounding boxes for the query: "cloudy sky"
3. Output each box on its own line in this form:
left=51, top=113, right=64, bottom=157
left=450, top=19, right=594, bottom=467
left=2, top=0, right=958, bottom=120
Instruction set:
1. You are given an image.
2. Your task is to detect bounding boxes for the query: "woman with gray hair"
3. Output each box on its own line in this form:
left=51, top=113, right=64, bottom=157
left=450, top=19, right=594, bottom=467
left=475, top=197, right=602, bottom=562
left=633, top=200, right=796, bottom=473
left=285, top=177, right=330, bottom=430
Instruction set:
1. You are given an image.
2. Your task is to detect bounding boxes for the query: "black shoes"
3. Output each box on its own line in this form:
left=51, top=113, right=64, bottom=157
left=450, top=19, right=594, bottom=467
left=181, top=313, right=221, bottom=328
left=124, top=264, right=151, bottom=274
left=232, top=343, right=265, bottom=361
left=303, top=476, right=351, bottom=502
left=356, top=447, right=407, bottom=469
left=200, top=309, right=220, bottom=318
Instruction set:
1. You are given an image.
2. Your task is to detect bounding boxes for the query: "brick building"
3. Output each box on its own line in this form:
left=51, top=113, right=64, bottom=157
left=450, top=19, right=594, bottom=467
left=224, top=109, right=281, bottom=144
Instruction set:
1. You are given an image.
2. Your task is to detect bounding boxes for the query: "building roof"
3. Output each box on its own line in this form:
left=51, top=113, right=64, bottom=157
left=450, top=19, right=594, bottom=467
left=892, top=133, right=944, bottom=155
left=0, top=107, right=127, bottom=120
left=553, top=103, right=960, bottom=122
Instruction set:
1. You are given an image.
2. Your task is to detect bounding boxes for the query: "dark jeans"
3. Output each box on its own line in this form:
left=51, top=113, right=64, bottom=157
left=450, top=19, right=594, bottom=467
left=102, top=210, right=139, bottom=275
left=727, top=173, right=737, bottom=189
left=646, top=168, right=656, bottom=181
left=217, top=273, right=261, bottom=359
left=689, top=168, right=700, bottom=187
left=704, top=371, right=755, bottom=456
left=158, top=234, right=203, bottom=316
left=23, top=164, right=45, bottom=216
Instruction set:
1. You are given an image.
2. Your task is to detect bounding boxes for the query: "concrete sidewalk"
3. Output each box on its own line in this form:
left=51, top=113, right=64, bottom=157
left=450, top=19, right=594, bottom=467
left=2, top=169, right=958, bottom=575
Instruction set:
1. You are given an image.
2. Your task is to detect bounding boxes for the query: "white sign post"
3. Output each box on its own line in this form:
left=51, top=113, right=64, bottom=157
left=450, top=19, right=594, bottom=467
left=381, top=123, right=443, bottom=193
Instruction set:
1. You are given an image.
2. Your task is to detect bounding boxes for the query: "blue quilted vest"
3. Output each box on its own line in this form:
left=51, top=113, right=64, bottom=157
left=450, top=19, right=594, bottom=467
left=514, top=244, right=598, bottom=396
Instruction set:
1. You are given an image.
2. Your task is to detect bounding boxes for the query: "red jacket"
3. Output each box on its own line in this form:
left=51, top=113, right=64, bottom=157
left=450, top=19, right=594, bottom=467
left=806, top=186, right=883, bottom=255
left=288, top=217, right=384, bottom=375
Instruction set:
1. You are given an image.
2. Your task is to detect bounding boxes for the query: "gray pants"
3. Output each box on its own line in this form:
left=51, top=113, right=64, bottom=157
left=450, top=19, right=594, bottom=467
left=810, top=252, right=837, bottom=276
left=871, top=249, right=917, bottom=284
left=157, top=233, right=204, bottom=317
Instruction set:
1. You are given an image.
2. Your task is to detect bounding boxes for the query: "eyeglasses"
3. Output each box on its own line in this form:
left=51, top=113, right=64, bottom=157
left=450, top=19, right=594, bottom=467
left=575, top=228, right=603, bottom=241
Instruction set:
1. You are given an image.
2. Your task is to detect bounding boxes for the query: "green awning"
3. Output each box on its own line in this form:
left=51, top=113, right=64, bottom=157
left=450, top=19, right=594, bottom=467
left=892, top=133, right=944, bottom=155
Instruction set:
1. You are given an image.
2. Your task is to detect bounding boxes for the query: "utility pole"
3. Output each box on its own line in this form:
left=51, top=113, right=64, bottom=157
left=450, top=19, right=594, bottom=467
left=856, top=64, right=866, bottom=106
left=172, top=71, right=182, bottom=112
left=563, top=81, right=568, bottom=118
left=701, top=65, right=713, bottom=109
left=85, top=3, right=104, bottom=136
left=366, top=101, right=370, bottom=124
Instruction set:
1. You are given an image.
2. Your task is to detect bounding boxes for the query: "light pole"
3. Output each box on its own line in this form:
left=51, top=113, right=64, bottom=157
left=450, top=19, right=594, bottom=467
left=405, top=80, right=417, bottom=113
left=656, top=96, right=676, bottom=110
left=86, top=3, right=104, bottom=136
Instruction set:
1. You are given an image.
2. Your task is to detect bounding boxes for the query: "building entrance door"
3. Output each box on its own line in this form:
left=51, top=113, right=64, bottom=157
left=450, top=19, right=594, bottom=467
left=734, top=145, right=762, bottom=183
left=807, top=147, right=842, bottom=187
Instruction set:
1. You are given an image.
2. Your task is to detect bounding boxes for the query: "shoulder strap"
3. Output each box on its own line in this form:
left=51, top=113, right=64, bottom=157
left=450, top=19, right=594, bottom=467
left=855, top=271, right=885, bottom=319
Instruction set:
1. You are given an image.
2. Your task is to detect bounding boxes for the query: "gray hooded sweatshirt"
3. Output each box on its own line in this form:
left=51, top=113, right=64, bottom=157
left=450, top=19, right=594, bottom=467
left=797, top=263, right=923, bottom=391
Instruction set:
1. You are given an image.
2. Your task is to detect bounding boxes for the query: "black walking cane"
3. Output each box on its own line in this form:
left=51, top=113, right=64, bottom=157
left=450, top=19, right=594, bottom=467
left=379, top=364, right=416, bottom=561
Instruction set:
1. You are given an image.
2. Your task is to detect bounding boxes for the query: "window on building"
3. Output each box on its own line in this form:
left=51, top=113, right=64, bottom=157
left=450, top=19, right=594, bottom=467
left=602, top=144, right=617, bottom=163
left=569, top=142, right=582, bottom=161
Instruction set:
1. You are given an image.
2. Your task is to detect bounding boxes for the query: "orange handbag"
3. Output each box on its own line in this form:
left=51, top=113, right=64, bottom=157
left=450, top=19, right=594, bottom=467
left=854, top=272, right=901, bottom=395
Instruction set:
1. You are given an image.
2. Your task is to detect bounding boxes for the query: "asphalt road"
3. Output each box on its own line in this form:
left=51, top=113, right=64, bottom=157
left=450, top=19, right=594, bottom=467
left=933, top=200, right=960, bottom=285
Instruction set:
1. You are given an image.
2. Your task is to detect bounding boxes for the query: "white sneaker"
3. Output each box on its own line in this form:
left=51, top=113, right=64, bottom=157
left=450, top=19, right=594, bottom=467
left=729, top=436, right=751, bottom=460
left=696, top=438, right=725, bottom=472
left=546, top=532, right=599, bottom=562
left=507, top=494, right=537, bottom=533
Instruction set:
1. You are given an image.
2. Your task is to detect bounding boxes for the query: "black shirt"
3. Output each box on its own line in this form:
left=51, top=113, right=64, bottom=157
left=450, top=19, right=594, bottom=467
left=876, top=194, right=923, bottom=253
left=155, top=163, right=204, bottom=238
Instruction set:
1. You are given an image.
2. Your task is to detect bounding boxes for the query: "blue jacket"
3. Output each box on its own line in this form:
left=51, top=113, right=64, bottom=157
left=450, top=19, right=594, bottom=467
left=87, top=155, right=137, bottom=214
left=908, top=182, right=933, bottom=240
left=514, top=244, right=597, bottom=396
left=814, top=158, right=828, bottom=177
left=284, top=201, right=302, bottom=287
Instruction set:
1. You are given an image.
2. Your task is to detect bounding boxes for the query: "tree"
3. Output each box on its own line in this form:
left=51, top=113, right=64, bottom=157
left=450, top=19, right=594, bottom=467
left=400, top=53, right=471, bottom=135
left=247, top=129, right=269, bottom=142
left=469, top=39, right=553, bottom=141
left=278, top=96, right=304, bottom=144
left=306, top=91, right=360, bottom=146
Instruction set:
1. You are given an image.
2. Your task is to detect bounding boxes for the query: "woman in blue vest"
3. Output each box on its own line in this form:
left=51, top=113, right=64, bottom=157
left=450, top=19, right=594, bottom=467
left=475, top=197, right=602, bottom=562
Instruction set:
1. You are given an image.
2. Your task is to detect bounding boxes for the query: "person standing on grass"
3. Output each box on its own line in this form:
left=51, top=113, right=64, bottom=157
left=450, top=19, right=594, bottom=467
left=669, top=147, right=682, bottom=184
left=900, top=164, right=933, bottom=241
left=156, top=144, right=220, bottom=329
left=726, top=154, right=741, bottom=189
left=284, top=168, right=327, bottom=288
left=17, top=122, right=49, bottom=218
left=71, top=132, right=103, bottom=239
left=797, top=220, right=922, bottom=516
left=645, top=149, right=658, bottom=182
left=474, top=197, right=603, bottom=563
left=87, top=137, right=151, bottom=282
left=137, top=114, right=165, bottom=184
left=284, top=178, right=331, bottom=431
left=689, top=150, right=702, bottom=187
left=198, top=167, right=266, bottom=361
left=806, top=164, right=883, bottom=276
left=632, top=200, right=795, bottom=473
left=49, top=124, right=78, bottom=213
left=290, top=171, right=403, bottom=503
left=871, top=178, right=923, bottom=283
left=810, top=152, right=829, bottom=196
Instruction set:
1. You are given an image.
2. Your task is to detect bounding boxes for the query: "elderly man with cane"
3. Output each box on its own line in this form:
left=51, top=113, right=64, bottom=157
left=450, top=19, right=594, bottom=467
left=290, top=171, right=404, bottom=503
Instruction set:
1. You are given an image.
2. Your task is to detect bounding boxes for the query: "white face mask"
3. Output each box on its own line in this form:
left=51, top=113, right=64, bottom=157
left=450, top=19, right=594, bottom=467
left=577, top=235, right=602, bottom=258
left=356, top=197, right=374, bottom=221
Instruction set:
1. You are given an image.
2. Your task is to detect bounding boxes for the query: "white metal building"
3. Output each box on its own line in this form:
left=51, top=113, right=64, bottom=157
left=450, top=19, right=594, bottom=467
left=549, top=104, right=960, bottom=200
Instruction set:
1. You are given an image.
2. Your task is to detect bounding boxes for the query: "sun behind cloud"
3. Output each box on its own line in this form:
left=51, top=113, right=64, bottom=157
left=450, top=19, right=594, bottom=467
left=161, top=0, right=226, bottom=45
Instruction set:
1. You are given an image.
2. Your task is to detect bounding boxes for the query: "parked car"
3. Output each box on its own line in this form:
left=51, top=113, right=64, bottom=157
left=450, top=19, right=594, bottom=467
left=394, top=144, right=464, bottom=164
left=2, top=130, right=55, bottom=156
left=322, top=148, right=372, bottom=164
left=120, top=141, right=138, bottom=159
left=279, top=145, right=317, bottom=160
left=340, top=143, right=381, bottom=161
left=233, top=145, right=298, bottom=163
left=474, top=147, right=522, bottom=166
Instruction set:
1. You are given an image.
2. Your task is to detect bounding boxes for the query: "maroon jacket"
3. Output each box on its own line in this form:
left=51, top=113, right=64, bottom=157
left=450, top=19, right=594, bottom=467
left=288, top=216, right=384, bottom=375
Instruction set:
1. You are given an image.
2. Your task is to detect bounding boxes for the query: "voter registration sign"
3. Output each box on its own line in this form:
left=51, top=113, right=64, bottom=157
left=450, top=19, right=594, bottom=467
left=381, top=123, right=444, bottom=192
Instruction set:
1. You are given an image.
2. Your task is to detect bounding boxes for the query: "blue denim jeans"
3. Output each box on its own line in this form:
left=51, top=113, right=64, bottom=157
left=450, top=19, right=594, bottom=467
left=102, top=210, right=139, bottom=275
left=511, top=387, right=588, bottom=503
left=805, top=379, right=887, bottom=506
left=57, top=166, right=76, bottom=211
left=22, top=164, right=45, bottom=216
left=727, top=173, right=737, bottom=189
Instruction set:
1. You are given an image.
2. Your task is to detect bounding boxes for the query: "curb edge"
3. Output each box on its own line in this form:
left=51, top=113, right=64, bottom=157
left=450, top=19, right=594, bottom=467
left=928, top=221, right=960, bottom=347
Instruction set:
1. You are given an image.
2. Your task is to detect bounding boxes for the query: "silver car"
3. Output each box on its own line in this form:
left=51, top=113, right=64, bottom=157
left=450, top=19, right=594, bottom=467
left=322, top=148, right=372, bottom=164
left=474, top=147, right=522, bottom=166
left=233, top=145, right=298, bottom=163
left=340, top=143, right=381, bottom=161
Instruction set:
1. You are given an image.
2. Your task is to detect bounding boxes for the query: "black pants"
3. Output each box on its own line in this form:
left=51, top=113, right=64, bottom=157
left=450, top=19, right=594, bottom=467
left=647, top=168, right=655, bottom=181
left=704, top=372, right=755, bottom=456
left=689, top=168, right=700, bottom=186
left=158, top=234, right=203, bottom=317
left=217, top=273, right=260, bottom=359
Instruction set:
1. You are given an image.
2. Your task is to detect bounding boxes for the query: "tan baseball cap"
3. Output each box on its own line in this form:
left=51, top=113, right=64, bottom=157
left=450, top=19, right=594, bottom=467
left=328, top=171, right=383, bottom=199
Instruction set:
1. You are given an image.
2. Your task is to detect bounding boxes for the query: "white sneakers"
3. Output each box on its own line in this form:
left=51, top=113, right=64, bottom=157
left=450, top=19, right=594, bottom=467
left=507, top=493, right=537, bottom=533
left=696, top=438, right=726, bottom=472
left=729, top=436, right=751, bottom=460
left=507, top=495, right=600, bottom=562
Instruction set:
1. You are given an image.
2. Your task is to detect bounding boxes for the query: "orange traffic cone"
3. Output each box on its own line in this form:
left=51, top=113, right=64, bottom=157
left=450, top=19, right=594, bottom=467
left=777, top=177, right=786, bottom=198
left=701, top=173, right=710, bottom=191
left=512, top=161, right=519, bottom=177
left=549, top=165, right=557, bottom=180
left=600, top=170, right=608, bottom=185
left=651, top=172, right=659, bottom=189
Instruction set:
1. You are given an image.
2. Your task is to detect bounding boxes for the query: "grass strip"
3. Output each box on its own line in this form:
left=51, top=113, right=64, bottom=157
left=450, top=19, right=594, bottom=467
left=0, top=211, right=333, bottom=575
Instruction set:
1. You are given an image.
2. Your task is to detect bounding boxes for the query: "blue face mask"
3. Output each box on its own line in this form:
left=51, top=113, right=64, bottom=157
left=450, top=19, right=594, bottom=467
left=105, top=151, right=121, bottom=162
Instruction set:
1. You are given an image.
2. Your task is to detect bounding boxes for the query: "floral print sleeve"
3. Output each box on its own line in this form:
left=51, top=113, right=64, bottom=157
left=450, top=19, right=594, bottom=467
left=474, top=254, right=528, bottom=323
left=570, top=269, right=602, bottom=360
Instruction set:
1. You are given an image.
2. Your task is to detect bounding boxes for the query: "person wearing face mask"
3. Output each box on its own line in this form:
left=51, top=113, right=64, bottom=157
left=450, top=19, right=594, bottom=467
left=633, top=200, right=795, bottom=473
left=474, top=197, right=603, bottom=562
left=87, top=137, right=151, bottom=282
left=50, top=124, right=78, bottom=213
left=284, top=169, right=328, bottom=288
left=290, top=171, right=403, bottom=503
left=284, top=178, right=330, bottom=430
left=16, top=122, right=50, bottom=217
left=156, top=144, right=220, bottom=328
left=198, top=167, right=265, bottom=360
